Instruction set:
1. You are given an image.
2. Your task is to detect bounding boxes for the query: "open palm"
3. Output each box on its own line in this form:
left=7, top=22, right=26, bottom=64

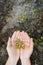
left=7, top=37, right=19, bottom=64
left=20, top=31, right=33, bottom=62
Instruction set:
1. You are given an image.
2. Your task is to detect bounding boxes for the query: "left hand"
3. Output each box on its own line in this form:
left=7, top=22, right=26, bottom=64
left=6, top=31, right=20, bottom=64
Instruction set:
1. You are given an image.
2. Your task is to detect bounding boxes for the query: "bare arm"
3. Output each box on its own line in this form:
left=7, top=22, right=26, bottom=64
left=22, top=59, right=31, bottom=65
left=5, top=58, right=10, bottom=65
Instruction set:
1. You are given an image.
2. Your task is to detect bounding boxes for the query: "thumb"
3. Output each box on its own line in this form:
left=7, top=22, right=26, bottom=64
left=6, top=37, right=12, bottom=50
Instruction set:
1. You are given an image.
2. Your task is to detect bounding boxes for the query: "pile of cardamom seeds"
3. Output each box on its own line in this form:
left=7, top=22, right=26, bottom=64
left=15, top=39, right=25, bottom=49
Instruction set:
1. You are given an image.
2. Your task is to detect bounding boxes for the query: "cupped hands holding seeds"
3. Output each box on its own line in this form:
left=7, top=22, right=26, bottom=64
left=6, top=31, right=33, bottom=65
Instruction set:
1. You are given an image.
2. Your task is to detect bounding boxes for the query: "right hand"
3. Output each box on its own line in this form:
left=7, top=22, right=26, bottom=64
left=20, top=31, right=33, bottom=65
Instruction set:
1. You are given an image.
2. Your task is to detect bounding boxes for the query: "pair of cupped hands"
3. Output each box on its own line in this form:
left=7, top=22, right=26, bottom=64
left=6, top=31, right=33, bottom=65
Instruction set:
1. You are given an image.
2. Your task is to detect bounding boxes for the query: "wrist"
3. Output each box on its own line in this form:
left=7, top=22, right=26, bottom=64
left=9, top=57, right=17, bottom=65
left=22, top=59, right=31, bottom=65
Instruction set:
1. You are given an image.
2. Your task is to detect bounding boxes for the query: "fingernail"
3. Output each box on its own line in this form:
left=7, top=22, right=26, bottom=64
left=31, top=38, right=33, bottom=41
left=9, top=37, right=10, bottom=40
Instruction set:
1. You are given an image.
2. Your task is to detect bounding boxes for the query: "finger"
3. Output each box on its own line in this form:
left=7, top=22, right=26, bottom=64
left=29, top=38, right=34, bottom=49
left=21, top=31, right=30, bottom=45
left=20, top=31, right=26, bottom=42
left=6, top=37, right=11, bottom=50
left=12, top=31, right=20, bottom=44
left=16, top=31, right=20, bottom=39
left=31, top=38, right=33, bottom=48
left=7, top=37, right=12, bottom=47
left=12, top=31, right=17, bottom=41
left=24, top=32, right=30, bottom=44
left=7, top=37, right=11, bottom=46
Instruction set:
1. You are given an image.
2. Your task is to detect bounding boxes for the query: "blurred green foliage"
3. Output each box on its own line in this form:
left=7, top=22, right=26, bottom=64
left=18, top=15, right=28, bottom=20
